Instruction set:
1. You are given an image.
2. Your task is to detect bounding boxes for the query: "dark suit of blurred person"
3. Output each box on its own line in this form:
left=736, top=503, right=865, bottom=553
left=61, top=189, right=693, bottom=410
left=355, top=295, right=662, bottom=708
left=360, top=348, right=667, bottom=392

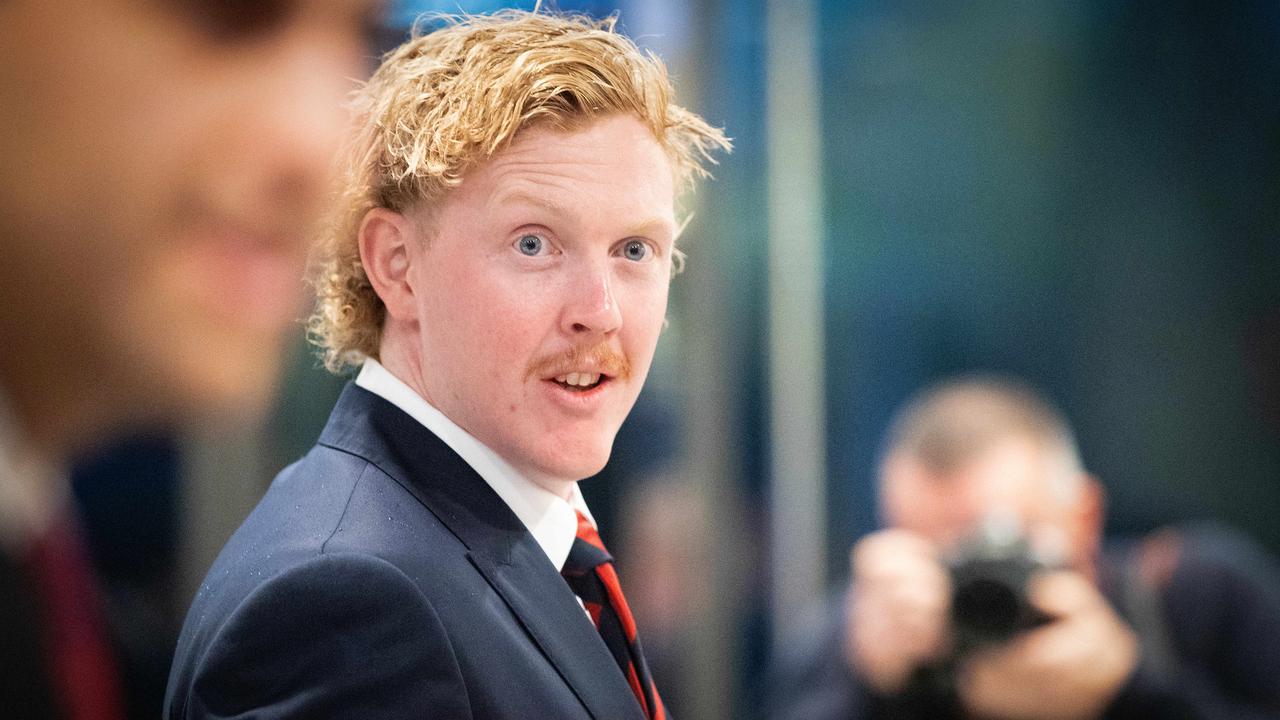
left=0, top=1, right=382, bottom=717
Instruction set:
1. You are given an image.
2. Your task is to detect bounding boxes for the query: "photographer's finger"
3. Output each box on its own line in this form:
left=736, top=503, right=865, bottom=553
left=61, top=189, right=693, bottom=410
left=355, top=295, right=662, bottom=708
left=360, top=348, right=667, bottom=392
left=855, top=559, right=950, bottom=613
left=1027, top=571, right=1101, bottom=617
left=852, top=529, right=938, bottom=575
left=958, top=647, right=1037, bottom=719
left=850, top=609, right=934, bottom=693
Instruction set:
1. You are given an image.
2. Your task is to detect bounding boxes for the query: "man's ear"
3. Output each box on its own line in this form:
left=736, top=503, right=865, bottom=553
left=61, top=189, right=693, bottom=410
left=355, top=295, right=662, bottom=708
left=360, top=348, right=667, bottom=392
left=358, top=207, right=419, bottom=322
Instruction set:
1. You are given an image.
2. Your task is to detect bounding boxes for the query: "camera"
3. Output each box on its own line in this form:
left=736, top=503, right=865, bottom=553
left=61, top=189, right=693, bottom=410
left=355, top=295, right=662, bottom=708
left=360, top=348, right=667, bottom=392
left=946, top=516, right=1055, bottom=656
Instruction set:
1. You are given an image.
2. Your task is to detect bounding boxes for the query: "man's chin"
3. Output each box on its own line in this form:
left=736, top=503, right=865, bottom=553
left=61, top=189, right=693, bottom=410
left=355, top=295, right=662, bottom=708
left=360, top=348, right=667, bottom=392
left=159, top=350, right=285, bottom=431
left=524, top=445, right=613, bottom=488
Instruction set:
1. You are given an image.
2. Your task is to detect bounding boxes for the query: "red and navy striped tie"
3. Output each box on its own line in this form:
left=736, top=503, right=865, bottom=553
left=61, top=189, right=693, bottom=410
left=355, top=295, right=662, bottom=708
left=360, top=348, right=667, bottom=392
left=561, top=510, right=666, bottom=720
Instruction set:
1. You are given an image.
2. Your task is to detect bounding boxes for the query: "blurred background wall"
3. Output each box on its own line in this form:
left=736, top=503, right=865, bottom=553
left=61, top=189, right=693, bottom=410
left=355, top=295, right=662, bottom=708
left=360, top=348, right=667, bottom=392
left=71, top=1, right=1279, bottom=718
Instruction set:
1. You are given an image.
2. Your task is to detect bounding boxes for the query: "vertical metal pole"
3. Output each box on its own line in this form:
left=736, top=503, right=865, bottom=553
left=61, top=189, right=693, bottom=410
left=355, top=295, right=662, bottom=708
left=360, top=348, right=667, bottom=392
left=764, top=0, right=829, bottom=649
left=625, top=0, right=743, bottom=716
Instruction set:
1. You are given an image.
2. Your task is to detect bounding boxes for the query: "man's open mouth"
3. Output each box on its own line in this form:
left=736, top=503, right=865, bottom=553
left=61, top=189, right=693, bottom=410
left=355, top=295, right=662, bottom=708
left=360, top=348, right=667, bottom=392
left=552, top=372, right=607, bottom=392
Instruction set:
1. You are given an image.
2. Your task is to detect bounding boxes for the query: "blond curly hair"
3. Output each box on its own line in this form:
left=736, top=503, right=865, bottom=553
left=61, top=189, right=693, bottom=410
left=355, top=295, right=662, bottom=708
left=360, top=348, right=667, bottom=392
left=307, top=9, right=731, bottom=373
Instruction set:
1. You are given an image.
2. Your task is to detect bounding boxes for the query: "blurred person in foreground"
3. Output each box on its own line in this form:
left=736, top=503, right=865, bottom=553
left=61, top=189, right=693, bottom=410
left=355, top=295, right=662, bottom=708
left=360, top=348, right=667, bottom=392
left=165, top=10, right=729, bottom=720
left=768, top=377, right=1280, bottom=720
left=0, top=1, right=380, bottom=717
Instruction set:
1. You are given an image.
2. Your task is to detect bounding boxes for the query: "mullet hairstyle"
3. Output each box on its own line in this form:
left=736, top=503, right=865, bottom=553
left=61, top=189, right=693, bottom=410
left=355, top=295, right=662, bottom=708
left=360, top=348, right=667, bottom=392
left=307, top=9, right=731, bottom=373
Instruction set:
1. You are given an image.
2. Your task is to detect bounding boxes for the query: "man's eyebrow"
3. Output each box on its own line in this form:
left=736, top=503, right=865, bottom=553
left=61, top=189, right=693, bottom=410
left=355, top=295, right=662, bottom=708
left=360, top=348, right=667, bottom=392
left=492, top=190, right=676, bottom=240
left=625, top=217, right=677, bottom=241
left=492, top=189, right=573, bottom=217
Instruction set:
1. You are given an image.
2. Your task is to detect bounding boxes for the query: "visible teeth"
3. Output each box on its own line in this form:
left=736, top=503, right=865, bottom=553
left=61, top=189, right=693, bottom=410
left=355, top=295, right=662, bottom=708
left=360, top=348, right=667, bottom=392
left=553, top=372, right=602, bottom=387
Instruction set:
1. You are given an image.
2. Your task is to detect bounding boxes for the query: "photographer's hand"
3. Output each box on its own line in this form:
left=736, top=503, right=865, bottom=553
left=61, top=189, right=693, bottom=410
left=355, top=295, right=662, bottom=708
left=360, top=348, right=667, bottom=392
left=845, top=529, right=952, bottom=695
left=957, top=571, right=1138, bottom=720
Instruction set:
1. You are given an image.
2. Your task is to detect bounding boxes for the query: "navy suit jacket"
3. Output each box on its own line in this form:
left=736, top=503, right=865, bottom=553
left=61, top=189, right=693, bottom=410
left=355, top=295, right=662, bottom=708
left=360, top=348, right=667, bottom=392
left=0, top=544, right=61, bottom=719
left=165, top=384, right=648, bottom=720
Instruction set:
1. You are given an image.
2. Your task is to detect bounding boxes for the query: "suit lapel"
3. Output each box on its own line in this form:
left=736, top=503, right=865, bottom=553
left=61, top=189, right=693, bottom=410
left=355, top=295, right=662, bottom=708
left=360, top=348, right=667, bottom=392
left=318, top=384, right=646, bottom=720
left=469, top=543, right=646, bottom=720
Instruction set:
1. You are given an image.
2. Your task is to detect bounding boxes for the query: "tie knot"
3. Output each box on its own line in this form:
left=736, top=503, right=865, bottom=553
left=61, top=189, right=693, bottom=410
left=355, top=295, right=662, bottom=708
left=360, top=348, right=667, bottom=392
left=574, top=509, right=608, bottom=551
left=563, top=510, right=612, bottom=577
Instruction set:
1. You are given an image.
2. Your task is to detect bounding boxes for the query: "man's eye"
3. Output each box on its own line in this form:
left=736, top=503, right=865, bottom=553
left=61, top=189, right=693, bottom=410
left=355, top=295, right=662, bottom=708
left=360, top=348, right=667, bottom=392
left=622, top=240, right=650, bottom=262
left=168, top=0, right=296, bottom=42
left=516, top=234, right=546, bottom=256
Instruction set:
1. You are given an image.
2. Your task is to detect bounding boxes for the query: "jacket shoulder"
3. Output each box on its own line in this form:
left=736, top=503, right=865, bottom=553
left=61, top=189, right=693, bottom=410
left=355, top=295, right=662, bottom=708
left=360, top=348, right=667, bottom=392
left=167, top=552, right=471, bottom=720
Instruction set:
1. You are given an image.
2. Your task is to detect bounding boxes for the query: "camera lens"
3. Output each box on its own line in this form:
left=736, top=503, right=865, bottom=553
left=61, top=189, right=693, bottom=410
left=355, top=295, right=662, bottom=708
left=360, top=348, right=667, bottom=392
left=952, top=576, right=1023, bottom=642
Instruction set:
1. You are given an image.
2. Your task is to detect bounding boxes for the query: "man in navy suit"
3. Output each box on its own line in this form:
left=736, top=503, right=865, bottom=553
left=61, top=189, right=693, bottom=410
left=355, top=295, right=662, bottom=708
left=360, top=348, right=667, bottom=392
left=165, top=10, right=730, bottom=719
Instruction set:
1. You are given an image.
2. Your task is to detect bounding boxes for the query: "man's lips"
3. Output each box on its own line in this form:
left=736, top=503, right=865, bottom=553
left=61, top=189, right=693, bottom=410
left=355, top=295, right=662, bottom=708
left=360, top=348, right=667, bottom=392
left=528, top=342, right=631, bottom=387
left=542, top=374, right=613, bottom=404
left=177, top=220, right=306, bottom=330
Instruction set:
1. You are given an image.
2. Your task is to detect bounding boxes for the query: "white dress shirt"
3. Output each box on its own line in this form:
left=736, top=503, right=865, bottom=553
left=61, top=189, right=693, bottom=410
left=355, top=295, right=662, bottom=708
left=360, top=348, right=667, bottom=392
left=355, top=358, right=595, bottom=571
left=0, top=390, right=65, bottom=552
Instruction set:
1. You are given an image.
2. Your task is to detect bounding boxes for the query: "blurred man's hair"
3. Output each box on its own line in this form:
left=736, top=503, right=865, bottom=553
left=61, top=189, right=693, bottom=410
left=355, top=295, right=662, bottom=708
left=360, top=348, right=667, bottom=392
left=308, top=9, right=730, bottom=373
left=880, top=375, right=1085, bottom=500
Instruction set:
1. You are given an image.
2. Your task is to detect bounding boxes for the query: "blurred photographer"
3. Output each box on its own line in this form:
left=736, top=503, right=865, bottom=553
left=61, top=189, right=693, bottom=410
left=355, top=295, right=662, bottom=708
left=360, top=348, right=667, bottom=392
left=768, top=377, right=1280, bottom=720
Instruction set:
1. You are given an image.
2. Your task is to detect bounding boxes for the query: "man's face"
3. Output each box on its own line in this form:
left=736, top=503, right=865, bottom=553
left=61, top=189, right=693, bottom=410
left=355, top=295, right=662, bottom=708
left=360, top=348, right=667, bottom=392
left=408, top=115, right=676, bottom=489
left=880, top=437, right=1092, bottom=565
left=0, top=0, right=377, bottom=432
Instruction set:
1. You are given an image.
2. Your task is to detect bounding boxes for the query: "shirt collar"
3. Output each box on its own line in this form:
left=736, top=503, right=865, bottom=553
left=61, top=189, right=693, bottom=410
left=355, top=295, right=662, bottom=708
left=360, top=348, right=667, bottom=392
left=355, top=358, right=594, bottom=570
left=0, top=389, right=66, bottom=551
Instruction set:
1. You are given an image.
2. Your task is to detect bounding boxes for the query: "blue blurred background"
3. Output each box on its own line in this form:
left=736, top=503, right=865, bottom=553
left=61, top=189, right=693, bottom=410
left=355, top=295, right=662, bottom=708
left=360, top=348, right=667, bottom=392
left=73, top=1, right=1279, bottom=717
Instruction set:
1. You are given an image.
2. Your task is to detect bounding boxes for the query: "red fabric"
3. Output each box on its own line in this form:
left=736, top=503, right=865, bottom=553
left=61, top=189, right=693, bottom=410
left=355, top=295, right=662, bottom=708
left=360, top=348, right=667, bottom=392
left=25, top=515, right=125, bottom=720
left=626, top=662, right=651, bottom=717
left=596, top=561, right=639, bottom=641
left=569, top=510, right=666, bottom=720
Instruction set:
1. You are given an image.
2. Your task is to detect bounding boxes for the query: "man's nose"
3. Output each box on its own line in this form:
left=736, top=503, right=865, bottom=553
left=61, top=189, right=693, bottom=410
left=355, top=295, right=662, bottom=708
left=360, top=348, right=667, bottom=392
left=252, top=31, right=360, bottom=222
left=560, top=261, right=623, bottom=338
left=937, top=503, right=987, bottom=548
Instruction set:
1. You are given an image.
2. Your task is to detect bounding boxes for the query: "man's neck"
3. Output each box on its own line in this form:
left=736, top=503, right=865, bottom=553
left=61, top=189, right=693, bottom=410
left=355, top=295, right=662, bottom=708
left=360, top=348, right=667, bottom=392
left=527, top=473, right=577, bottom=503
left=365, top=349, right=581, bottom=502
left=355, top=356, right=591, bottom=569
left=0, top=344, right=136, bottom=464
left=0, top=359, right=72, bottom=463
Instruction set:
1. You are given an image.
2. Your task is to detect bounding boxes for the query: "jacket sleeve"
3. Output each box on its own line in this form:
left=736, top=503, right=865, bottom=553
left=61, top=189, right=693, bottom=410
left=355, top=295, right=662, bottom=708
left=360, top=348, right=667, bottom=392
left=178, top=552, right=472, bottom=720
left=1105, top=525, right=1280, bottom=720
